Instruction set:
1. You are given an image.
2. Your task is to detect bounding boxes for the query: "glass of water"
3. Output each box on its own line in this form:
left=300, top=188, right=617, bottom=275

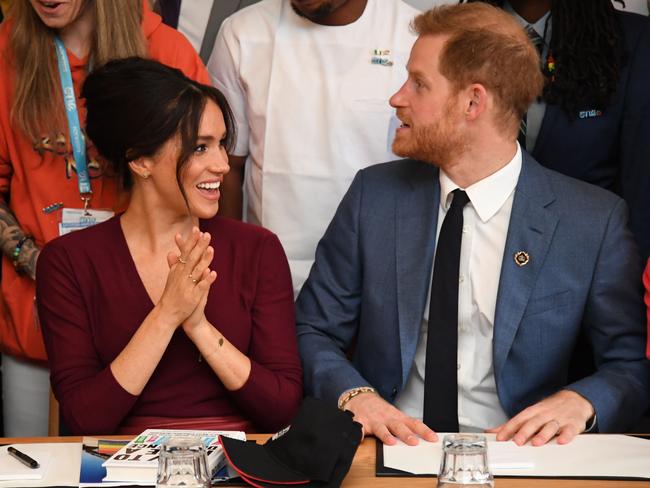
left=156, top=437, right=210, bottom=488
left=437, top=434, right=494, bottom=487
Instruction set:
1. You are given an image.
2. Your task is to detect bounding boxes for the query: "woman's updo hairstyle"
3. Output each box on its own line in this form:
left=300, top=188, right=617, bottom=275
left=82, top=57, right=236, bottom=191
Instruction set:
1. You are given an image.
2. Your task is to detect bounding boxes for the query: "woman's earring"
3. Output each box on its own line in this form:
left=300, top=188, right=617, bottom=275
left=142, top=172, right=150, bottom=179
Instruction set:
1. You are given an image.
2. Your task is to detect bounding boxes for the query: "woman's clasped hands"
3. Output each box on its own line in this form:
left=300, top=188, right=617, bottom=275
left=157, top=226, right=218, bottom=334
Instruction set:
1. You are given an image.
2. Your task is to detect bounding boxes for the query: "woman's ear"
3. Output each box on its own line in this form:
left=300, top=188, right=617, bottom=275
left=128, top=157, right=152, bottom=180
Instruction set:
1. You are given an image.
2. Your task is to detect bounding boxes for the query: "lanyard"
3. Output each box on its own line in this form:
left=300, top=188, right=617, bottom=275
left=54, top=36, right=92, bottom=207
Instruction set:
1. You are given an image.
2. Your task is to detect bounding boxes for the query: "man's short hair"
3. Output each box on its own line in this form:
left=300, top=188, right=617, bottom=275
left=412, top=3, right=544, bottom=135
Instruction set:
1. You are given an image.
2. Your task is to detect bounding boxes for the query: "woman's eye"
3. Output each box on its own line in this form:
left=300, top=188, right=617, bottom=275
left=195, top=144, right=208, bottom=153
left=219, top=137, right=227, bottom=148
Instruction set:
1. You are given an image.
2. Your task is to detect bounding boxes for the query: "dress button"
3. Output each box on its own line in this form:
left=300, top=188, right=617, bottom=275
left=457, top=363, right=461, bottom=370
left=391, top=387, right=398, bottom=397
left=459, top=275, right=465, bottom=283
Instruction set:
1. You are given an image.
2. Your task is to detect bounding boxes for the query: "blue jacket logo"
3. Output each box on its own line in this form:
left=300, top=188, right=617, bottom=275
left=579, top=109, right=603, bottom=119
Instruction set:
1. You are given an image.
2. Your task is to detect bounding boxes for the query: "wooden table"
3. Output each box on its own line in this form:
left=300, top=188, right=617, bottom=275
left=2, top=435, right=649, bottom=487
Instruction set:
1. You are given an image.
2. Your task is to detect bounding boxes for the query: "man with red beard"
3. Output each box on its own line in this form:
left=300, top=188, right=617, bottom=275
left=297, top=3, right=650, bottom=446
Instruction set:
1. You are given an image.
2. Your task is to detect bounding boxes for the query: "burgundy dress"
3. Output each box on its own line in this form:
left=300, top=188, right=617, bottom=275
left=36, top=216, right=302, bottom=435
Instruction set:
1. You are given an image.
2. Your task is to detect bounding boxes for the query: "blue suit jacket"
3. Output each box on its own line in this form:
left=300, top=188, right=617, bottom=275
left=532, top=12, right=650, bottom=259
left=296, top=154, right=650, bottom=433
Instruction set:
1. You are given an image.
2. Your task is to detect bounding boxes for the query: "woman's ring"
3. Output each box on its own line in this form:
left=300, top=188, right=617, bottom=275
left=178, top=255, right=188, bottom=264
left=189, top=274, right=197, bottom=284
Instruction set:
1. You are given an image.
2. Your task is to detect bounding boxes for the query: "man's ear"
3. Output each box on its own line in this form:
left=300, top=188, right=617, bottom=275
left=464, top=83, right=488, bottom=121
left=128, top=157, right=153, bottom=180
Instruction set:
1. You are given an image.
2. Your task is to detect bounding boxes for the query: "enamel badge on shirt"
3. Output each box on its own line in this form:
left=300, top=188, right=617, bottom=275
left=59, top=208, right=114, bottom=236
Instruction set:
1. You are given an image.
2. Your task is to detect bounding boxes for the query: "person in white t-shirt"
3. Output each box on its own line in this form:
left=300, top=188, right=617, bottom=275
left=153, top=0, right=262, bottom=63
left=208, top=0, right=419, bottom=295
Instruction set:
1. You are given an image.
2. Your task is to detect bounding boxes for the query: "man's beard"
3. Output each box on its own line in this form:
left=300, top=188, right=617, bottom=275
left=392, top=114, right=467, bottom=168
left=291, top=1, right=335, bottom=20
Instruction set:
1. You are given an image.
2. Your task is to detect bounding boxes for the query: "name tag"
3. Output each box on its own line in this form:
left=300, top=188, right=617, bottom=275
left=59, top=208, right=114, bottom=236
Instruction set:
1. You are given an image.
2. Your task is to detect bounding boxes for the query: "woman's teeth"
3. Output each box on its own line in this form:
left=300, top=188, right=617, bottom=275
left=197, top=182, right=221, bottom=190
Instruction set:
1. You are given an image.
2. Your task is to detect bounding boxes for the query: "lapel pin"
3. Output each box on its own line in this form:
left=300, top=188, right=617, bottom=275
left=514, top=251, right=530, bottom=267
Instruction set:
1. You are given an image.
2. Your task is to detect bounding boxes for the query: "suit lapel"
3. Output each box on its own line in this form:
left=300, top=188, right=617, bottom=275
left=532, top=103, right=561, bottom=157
left=396, top=162, right=440, bottom=385
left=493, top=154, right=559, bottom=380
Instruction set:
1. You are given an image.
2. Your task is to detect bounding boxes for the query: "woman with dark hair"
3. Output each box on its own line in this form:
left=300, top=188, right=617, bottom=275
left=463, top=0, right=650, bottom=259
left=36, top=57, right=302, bottom=435
left=0, top=0, right=209, bottom=436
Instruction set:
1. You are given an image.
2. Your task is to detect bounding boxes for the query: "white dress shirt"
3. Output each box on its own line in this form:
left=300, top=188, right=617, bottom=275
left=395, top=144, right=523, bottom=432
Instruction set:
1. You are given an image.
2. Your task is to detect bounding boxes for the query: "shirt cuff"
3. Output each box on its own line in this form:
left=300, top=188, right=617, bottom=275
left=585, top=414, right=598, bottom=433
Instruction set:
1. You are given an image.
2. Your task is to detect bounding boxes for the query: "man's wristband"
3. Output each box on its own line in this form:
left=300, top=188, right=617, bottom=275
left=12, top=235, right=32, bottom=270
left=338, top=386, right=376, bottom=411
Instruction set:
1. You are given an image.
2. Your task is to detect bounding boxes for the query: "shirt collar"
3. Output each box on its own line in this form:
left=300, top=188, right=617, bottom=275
left=438, top=143, right=523, bottom=224
left=503, top=0, right=552, bottom=44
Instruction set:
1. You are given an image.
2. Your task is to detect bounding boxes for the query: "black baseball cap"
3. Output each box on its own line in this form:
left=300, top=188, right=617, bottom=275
left=220, top=397, right=362, bottom=487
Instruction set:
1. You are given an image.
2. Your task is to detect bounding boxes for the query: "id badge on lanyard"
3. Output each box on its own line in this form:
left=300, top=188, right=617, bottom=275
left=53, top=37, right=113, bottom=235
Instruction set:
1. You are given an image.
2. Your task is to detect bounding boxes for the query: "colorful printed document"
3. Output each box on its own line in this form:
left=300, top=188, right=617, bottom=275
left=79, top=438, right=133, bottom=487
left=102, top=429, right=246, bottom=484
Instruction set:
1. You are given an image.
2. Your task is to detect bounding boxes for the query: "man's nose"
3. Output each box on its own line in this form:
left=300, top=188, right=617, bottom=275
left=389, top=83, right=408, bottom=108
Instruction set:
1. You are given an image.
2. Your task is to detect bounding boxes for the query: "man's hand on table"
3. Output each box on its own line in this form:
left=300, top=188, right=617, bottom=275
left=344, top=392, right=438, bottom=446
left=486, top=390, right=595, bottom=446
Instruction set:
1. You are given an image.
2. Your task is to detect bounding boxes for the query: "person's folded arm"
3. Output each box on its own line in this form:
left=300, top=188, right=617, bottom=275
left=0, top=149, right=40, bottom=280
left=37, top=229, right=210, bottom=434
left=36, top=242, right=140, bottom=434
left=192, top=233, right=303, bottom=431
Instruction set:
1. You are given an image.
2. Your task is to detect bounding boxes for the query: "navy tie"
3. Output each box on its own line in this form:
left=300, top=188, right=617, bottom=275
left=423, top=189, right=470, bottom=432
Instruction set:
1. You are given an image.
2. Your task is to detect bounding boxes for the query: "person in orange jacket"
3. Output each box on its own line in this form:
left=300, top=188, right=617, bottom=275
left=0, top=0, right=209, bottom=436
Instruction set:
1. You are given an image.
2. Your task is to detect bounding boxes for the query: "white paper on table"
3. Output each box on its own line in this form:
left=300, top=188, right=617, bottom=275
left=383, top=433, right=650, bottom=479
left=0, top=445, right=51, bottom=480
left=0, top=443, right=81, bottom=487
left=383, top=433, right=532, bottom=475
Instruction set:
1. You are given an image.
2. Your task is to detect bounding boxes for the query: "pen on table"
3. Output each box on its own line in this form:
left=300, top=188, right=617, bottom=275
left=7, top=446, right=39, bottom=469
